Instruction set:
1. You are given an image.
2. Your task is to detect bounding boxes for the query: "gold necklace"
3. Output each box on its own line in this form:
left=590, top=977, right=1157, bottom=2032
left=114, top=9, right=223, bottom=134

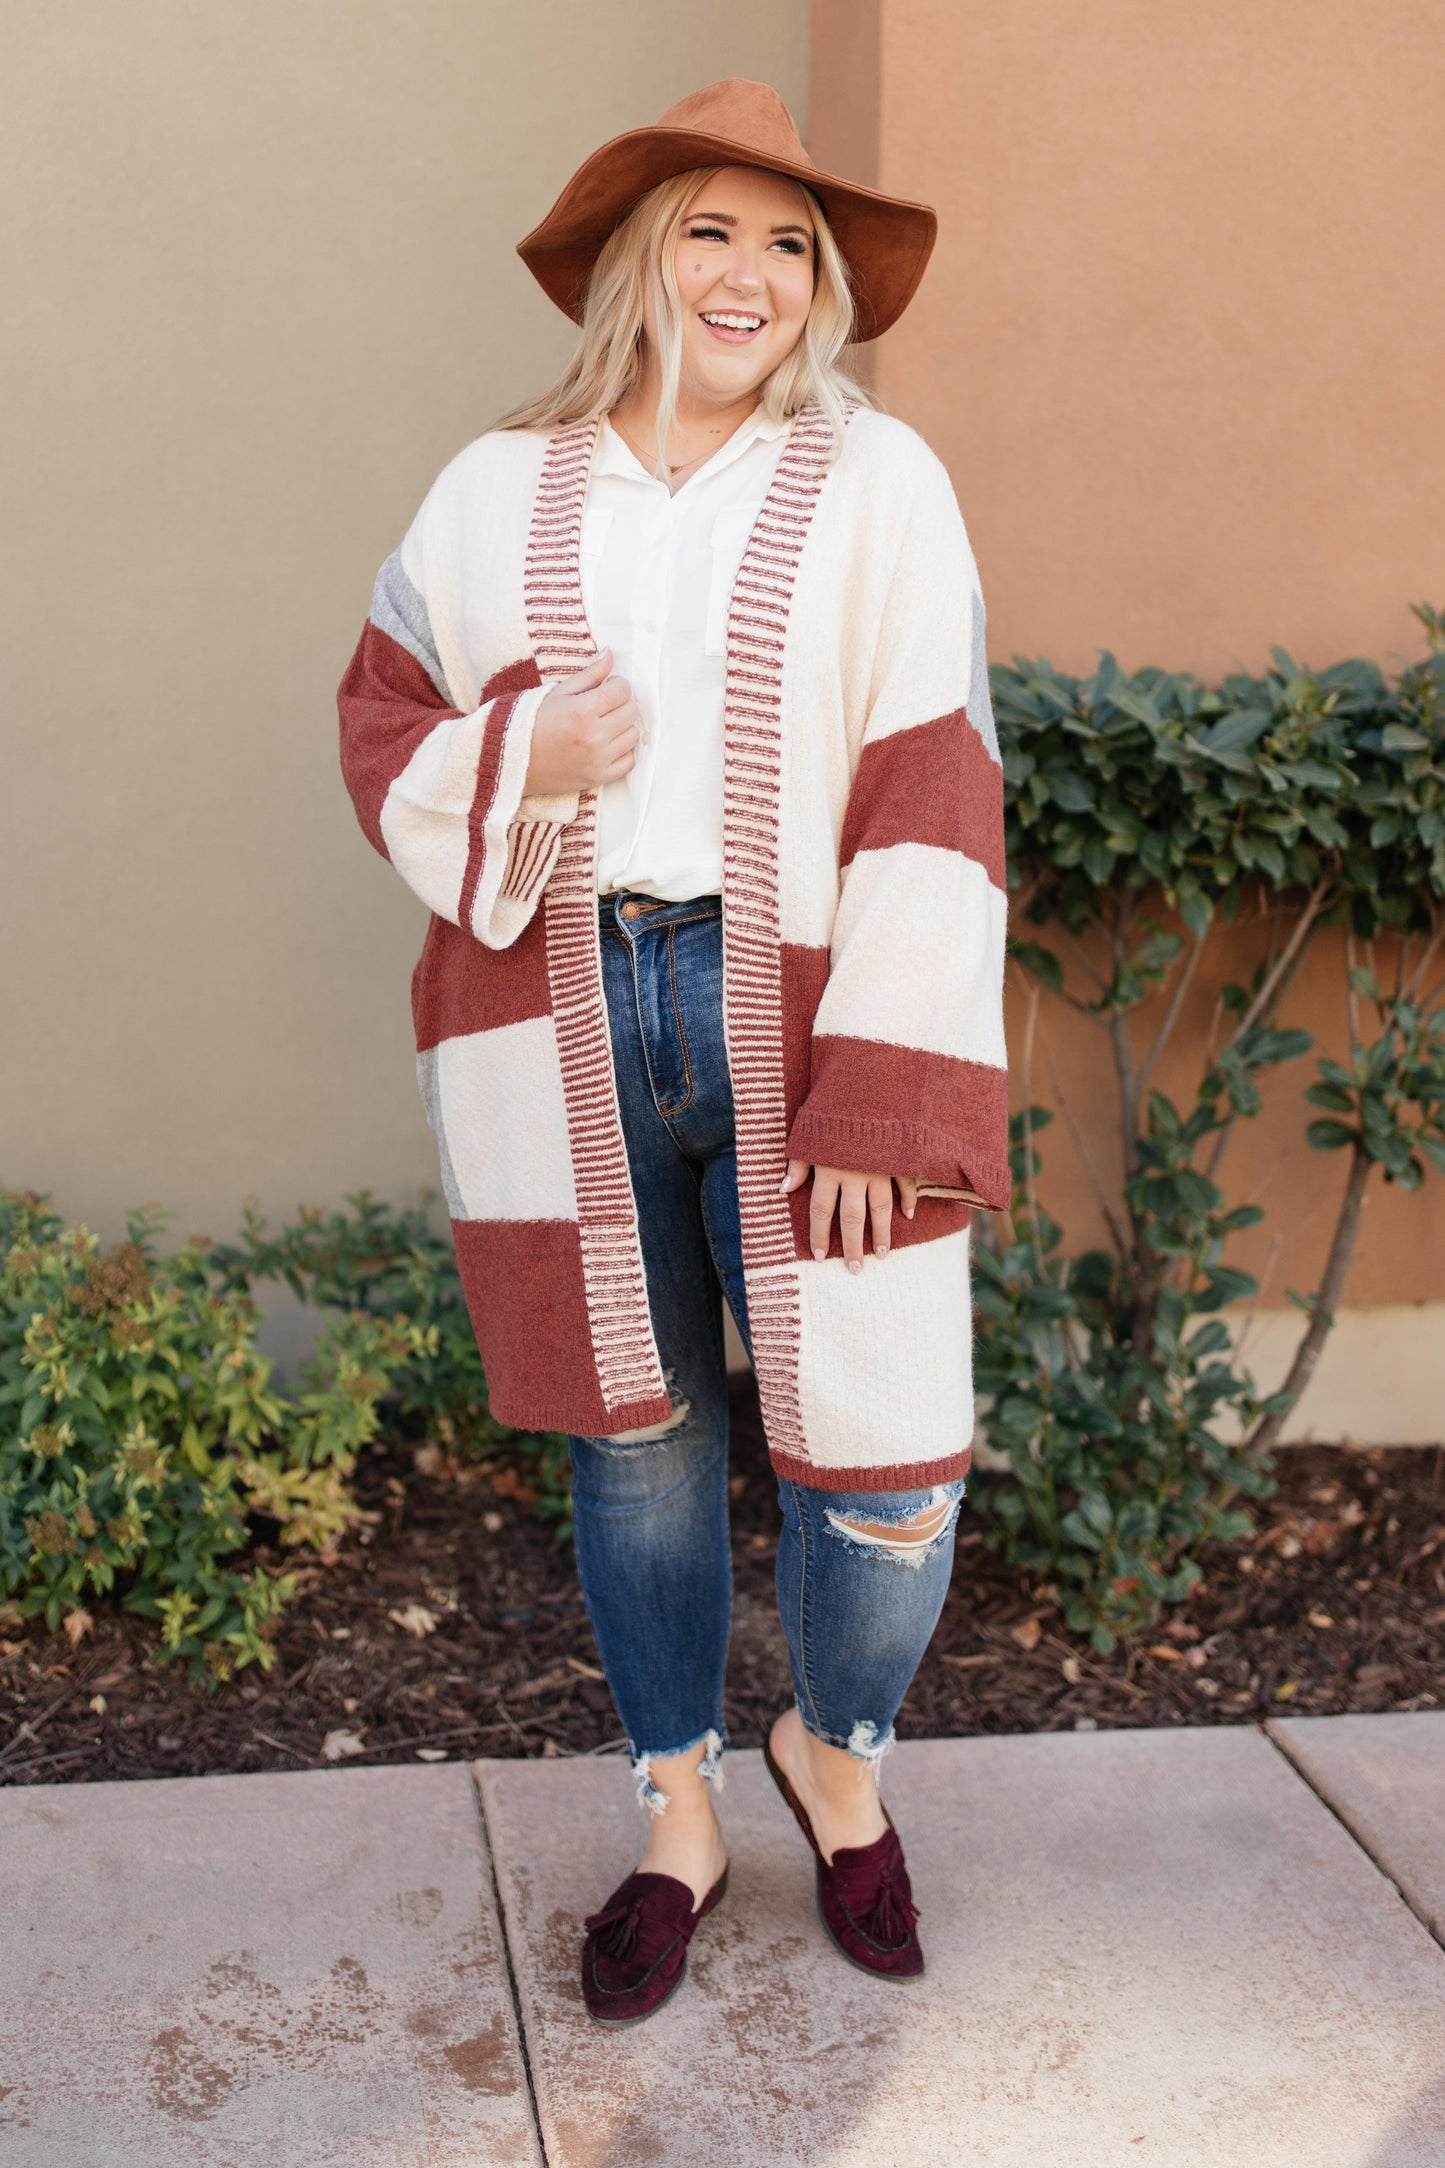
left=610, top=413, right=719, bottom=482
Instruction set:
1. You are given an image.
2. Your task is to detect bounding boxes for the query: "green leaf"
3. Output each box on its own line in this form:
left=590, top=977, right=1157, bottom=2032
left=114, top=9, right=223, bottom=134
left=1081, top=838, right=1117, bottom=885
left=1196, top=1266, right=1257, bottom=1312
left=1306, top=1118, right=1357, bottom=1151
left=1306, top=1082, right=1354, bottom=1114
left=1045, top=770, right=1094, bottom=813
left=1178, top=888, right=1213, bottom=939
left=1200, top=708, right=1271, bottom=756
left=1106, top=687, right=1163, bottom=729
left=1009, top=940, right=1063, bottom=992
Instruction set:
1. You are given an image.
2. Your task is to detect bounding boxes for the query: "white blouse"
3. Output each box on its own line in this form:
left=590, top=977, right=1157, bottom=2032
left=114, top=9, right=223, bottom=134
left=580, top=406, right=791, bottom=899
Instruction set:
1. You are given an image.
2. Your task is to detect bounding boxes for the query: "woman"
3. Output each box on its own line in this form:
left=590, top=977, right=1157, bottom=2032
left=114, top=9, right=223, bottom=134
left=339, top=78, right=1007, bottom=2023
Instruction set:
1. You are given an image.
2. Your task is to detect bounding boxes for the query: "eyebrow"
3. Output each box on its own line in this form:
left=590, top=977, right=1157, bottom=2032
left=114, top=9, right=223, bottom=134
left=685, top=210, right=814, bottom=239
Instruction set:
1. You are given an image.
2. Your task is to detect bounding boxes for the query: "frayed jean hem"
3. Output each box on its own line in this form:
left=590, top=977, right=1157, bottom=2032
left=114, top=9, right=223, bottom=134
left=794, top=1704, right=897, bottom=1773
left=630, top=1726, right=727, bottom=1815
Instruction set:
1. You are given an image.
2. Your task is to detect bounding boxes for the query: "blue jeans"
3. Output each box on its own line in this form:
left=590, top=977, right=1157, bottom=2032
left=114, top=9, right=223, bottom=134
left=568, top=892, right=965, bottom=1809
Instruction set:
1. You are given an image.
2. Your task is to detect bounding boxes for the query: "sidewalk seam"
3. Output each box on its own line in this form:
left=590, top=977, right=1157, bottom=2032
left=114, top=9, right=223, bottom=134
left=1261, top=1720, right=1445, bottom=1953
left=468, top=1762, right=550, bottom=2165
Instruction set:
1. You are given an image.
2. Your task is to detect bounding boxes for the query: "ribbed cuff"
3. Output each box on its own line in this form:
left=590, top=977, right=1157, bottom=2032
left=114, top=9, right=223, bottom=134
left=784, top=1109, right=1008, bottom=1212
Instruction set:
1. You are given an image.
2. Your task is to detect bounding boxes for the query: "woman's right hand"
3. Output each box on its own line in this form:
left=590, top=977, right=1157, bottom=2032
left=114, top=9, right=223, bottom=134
left=523, top=648, right=643, bottom=797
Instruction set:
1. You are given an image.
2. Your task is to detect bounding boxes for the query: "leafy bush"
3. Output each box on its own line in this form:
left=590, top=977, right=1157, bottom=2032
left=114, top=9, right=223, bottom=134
left=975, top=606, right=1445, bottom=1646
left=7, top=618, right=1441, bottom=1670
left=0, top=1191, right=429, bottom=1680
left=973, top=1112, right=1280, bottom=1649
left=209, top=1193, right=573, bottom=1534
left=209, top=1193, right=493, bottom=1451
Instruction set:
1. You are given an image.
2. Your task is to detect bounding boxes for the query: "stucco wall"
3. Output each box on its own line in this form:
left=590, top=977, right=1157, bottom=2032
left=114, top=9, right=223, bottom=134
left=5, top=3, right=1440, bottom=1436
left=0, top=2, right=807, bottom=1240
left=853, top=0, right=1445, bottom=680
left=810, top=0, right=1444, bottom=1431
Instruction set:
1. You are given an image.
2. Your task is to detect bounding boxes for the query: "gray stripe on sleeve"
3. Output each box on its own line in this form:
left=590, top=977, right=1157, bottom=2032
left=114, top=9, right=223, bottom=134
left=416, top=1049, right=467, bottom=1220
left=968, top=586, right=999, bottom=762
left=371, top=550, right=453, bottom=702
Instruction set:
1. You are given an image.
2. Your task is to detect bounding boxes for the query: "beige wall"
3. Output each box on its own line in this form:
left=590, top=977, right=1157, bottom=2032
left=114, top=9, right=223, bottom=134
left=0, top=2, right=807, bottom=1242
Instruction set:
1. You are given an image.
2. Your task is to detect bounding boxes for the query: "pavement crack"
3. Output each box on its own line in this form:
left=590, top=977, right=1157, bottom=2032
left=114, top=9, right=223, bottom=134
left=470, top=1762, right=549, bottom=2164
left=1262, top=1719, right=1444, bottom=1952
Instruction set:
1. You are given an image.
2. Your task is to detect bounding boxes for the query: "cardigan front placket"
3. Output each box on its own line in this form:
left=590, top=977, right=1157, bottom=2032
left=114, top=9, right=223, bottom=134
left=518, top=406, right=844, bottom=1441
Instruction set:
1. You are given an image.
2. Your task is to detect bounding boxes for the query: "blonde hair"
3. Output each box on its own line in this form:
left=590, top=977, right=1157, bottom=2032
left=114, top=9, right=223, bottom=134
left=498, top=167, right=870, bottom=463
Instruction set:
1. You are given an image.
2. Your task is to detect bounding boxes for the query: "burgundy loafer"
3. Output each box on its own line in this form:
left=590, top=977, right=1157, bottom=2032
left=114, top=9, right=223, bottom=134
left=581, top=1865, right=729, bottom=2025
left=763, top=1734, right=924, bottom=1981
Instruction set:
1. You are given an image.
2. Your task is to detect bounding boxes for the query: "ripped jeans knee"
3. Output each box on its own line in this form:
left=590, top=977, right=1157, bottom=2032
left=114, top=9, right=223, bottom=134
left=822, top=1480, right=965, bottom=1568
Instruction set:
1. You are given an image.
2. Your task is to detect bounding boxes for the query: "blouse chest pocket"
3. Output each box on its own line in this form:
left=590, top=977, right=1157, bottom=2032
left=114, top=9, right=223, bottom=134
left=704, top=504, right=761, bottom=657
left=577, top=506, right=613, bottom=630
left=579, top=507, right=614, bottom=560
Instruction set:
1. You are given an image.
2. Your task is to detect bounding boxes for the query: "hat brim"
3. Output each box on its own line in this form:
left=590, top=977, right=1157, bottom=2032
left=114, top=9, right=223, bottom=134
left=516, top=126, right=936, bottom=345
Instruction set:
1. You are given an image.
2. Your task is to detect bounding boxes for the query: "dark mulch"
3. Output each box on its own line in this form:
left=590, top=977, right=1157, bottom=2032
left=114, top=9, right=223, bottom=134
left=3, top=1378, right=1442, bottom=1787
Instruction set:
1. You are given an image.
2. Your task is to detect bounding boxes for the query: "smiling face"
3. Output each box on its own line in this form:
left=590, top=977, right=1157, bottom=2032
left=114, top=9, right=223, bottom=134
left=652, top=164, right=817, bottom=407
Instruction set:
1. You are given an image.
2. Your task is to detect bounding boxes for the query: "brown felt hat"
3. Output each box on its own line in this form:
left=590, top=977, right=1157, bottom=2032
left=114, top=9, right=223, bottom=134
left=516, top=78, right=937, bottom=345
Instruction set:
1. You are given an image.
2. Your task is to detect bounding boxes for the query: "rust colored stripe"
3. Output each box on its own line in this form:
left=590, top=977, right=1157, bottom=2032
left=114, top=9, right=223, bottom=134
left=523, top=420, right=667, bottom=1423
left=776, top=941, right=971, bottom=1254
left=501, top=818, right=564, bottom=903
left=769, top=1444, right=973, bottom=1494
left=411, top=911, right=551, bottom=1051
left=482, top=655, right=543, bottom=703
left=839, top=710, right=1006, bottom=891
left=452, top=1218, right=667, bottom=1438
left=721, top=401, right=846, bottom=1466
left=338, top=621, right=459, bottom=857
left=457, top=694, right=518, bottom=933
left=786, top=1034, right=1009, bottom=1207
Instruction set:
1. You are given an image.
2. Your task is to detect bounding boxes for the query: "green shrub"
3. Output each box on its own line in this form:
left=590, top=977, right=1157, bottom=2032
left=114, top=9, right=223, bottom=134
left=972, top=1111, right=1280, bottom=1650
left=0, top=1191, right=428, bottom=1680
left=976, top=606, right=1445, bottom=1646
left=7, top=619, right=1440, bottom=1671
left=208, top=1192, right=574, bottom=1534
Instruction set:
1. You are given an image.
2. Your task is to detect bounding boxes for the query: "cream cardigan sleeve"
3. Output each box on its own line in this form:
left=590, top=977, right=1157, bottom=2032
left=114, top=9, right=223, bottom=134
left=338, top=470, right=578, bottom=951
left=785, top=443, right=1011, bottom=1210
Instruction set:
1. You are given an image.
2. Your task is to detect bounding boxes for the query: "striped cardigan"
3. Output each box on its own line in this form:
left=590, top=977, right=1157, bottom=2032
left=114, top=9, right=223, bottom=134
left=338, top=403, right=1007, bottom=1491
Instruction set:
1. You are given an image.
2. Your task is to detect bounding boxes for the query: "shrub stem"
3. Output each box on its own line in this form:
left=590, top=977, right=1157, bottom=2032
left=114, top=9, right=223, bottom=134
left=1249, top=1140, right=1372, bottom=1455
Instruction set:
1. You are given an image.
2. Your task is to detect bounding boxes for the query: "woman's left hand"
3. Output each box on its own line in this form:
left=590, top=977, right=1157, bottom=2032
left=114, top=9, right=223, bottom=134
left=780, top=1162, right=919, bottom=1271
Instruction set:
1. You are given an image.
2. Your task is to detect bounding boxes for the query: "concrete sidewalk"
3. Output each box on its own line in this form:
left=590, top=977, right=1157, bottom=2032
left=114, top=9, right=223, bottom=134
left=2, top=1717, right=1443, bottom=2167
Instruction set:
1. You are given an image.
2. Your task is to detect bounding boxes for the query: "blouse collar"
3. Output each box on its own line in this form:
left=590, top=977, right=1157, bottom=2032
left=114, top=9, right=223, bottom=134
left=593, top=402, right=792, bottom=489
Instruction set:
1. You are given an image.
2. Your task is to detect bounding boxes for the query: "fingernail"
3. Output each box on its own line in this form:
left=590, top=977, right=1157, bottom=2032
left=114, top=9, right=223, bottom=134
left=876, top=1244, right=889, bottom=1257
left=847, top=1259, right=862, bottom=1276
left=779, top=1175, right=791, bottom=1194
left=905, top=1206, right=915, bottom=1219
left=812, top=1246, right=826, bottom=1262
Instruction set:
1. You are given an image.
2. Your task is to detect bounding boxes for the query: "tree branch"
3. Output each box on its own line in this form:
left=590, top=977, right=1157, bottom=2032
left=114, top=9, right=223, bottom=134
left=1401, top=921, right=1445, bottom=1004
left=1111, top=1003, right=1141, bottom=1183
left=1138, top=926, right=1209, bottom=1092
left=1226, top=877, right=1333, bottom=1052
left=1037, top=1011, right=1130, bottom=1261
left=1203, top=882, right=1333, bottom=1188
left=1057, top=988, right=1113, bottom=1028
left=1053, top=926, right=1109, bottom=996
left=1248, top=1142, right=1373, bottom=1456
left=1018, top=977, right=1045, bottom=1275
left=1010, top=870, right=1047, bottom=920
